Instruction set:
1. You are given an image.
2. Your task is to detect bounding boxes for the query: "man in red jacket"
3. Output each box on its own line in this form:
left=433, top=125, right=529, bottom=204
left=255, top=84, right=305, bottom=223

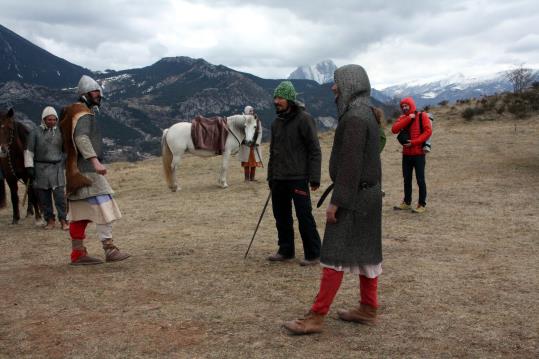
left=391, top=97, right=432, bottom=213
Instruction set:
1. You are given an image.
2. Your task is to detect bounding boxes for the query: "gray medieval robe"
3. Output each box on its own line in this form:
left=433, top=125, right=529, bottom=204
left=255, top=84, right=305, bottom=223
left=26, top=126, right=65, bottom=190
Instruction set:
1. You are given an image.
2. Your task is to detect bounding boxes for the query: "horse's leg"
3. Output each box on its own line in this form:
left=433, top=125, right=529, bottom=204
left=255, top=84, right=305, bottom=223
left=219, top=150, right=231, bottom=188
left=29, top=186, right=44, bottom=225
left=8, top=180, right=20, bottom=224
left=0, top=178, right=5, bottom=208
left=171, top=152, right=183, bottom=191
left=26, top=184, right=34, bottom=217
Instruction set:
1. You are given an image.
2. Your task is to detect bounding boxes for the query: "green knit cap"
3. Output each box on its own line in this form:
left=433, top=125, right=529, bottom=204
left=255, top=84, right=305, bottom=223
left=273, top=81, right=297, bottom=101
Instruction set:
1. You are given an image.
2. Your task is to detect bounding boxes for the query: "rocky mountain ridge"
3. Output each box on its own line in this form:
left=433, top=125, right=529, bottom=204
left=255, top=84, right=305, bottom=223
left=0, top=25, right=393, bottom=161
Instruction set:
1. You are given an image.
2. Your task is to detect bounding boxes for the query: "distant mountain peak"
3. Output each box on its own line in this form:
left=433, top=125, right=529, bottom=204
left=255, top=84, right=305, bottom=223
left=288, top=59, right=337, bottom=84
left=0, top=24, right=91, bottom=88
left=159, top=56, right=198, bottom=64
left=375, top=70, right=539, bottom=107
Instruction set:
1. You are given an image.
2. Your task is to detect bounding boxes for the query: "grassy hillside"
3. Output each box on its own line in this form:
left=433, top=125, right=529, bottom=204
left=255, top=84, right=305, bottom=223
left=1, top=104, right=538, bottom=357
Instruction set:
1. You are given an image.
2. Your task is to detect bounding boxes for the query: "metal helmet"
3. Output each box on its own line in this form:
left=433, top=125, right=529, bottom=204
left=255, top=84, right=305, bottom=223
left=77, top=75, right=103, bottom=97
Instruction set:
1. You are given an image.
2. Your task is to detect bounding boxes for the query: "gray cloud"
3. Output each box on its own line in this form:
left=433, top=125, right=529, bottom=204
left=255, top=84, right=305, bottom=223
left=0, top=0, right=537, bottom=87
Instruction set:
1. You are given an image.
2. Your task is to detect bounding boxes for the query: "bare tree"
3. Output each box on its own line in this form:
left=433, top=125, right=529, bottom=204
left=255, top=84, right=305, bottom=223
left=505, top=64, right=534, bottom=93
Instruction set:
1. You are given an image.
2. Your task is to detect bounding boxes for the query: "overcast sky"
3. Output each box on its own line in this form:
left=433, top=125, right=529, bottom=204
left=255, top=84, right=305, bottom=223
left=1, top=0, right=538, bottom=88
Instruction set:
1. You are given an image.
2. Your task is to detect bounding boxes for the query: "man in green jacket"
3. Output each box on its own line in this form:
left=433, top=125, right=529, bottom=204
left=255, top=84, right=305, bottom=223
left=267, top=81, right=322, bottom=266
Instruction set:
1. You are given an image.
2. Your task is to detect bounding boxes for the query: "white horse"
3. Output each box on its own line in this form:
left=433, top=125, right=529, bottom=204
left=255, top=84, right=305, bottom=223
left=161, top=114, right=258, bottom=191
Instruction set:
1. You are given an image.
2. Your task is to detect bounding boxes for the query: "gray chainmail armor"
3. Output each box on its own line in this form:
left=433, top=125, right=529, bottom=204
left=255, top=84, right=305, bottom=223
left=320, top=64, right=382, bottom=267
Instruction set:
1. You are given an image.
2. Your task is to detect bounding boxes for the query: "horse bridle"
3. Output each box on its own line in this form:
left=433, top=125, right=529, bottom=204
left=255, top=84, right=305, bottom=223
left=224, top=115, right=245, bottom=148
left=227, top=115, right=265, bottom=168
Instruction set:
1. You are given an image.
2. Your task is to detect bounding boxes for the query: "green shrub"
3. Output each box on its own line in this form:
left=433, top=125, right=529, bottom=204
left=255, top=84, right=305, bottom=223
left=462, top=107, right=476, bottom=120
left=438, top=100, right=448, bottom=106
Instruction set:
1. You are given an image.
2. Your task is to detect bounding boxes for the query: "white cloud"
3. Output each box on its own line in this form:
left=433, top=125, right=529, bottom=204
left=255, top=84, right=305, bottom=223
left=0, top=0, right=538, bottom=88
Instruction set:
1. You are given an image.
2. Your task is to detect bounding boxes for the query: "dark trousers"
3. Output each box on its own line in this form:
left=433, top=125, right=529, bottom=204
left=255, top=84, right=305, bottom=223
left=37, top=187, right=67, bottom=221
left=271, top=179, right=321, bottom=260
left=402, top=155, right=427, bottom=206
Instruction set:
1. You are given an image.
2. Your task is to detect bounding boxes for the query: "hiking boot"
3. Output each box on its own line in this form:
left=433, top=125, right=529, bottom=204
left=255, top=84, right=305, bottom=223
left=70, top=247, right=104, bottom=266
left=283, top=311, right=324, bottom=335
left=60, top=219, right=70, bottom=231
left=103, top=239, right=131, bottom=262
left=393, top=202, right=411, bottom=211
left=412, top=205, right=426, bottom=214
left=299, top=258, right=320, bottom=266
left=337, top=304, right=378, bottom=325
left=267, top=253, right=294, bottom=262
left=44, top=219, right=55, bottom=230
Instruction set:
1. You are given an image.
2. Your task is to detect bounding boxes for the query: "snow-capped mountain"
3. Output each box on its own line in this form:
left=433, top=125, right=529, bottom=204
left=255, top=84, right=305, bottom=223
left=288, top=59, right=337, bottom=84
left=375, top=71, right=539, bottom=107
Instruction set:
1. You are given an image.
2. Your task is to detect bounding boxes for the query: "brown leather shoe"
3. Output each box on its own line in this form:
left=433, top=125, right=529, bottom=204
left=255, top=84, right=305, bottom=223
left=337, top=304, right=378, bottom=325
left=283, top=311, right=324, bottom=335
left=267, top=253, right=294, bottom=262
left=103, top=240, right=131, bottom=262
left=44, top=219, right=55, bottom=230
left=70, top=248, right=104, bottom=266
left=60, top=219, right=70, bottom=231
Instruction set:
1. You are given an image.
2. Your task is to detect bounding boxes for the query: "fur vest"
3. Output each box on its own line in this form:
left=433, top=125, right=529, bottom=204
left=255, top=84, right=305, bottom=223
left=59, top=103, right=93, bottom=195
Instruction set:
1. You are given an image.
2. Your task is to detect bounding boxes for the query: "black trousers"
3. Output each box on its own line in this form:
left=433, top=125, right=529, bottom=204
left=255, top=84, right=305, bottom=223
left=402, top=155, right=427, bottom=206
left=271, top=179, right=321, bottom=260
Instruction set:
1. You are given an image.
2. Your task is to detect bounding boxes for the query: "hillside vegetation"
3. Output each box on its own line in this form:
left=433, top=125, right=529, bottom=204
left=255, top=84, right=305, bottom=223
left=1, top=102, right=538, bottom=358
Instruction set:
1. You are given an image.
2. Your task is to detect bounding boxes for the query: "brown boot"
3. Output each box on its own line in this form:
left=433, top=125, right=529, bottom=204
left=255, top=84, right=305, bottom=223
left=44, top=219, right=55, bottom=230
left=70, top=247, right=104, bottom=266
left=102, top=239, right=131, bottom=262
left=283, top=311, right=324, bottom=335
left=337, top=304, right=378, bottom=325
left=60, top=219, right=70, bottom=231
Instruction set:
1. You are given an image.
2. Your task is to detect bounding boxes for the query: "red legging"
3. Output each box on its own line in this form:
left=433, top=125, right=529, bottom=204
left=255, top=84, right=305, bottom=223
left=311, top=267, right=379, bottom=315
left=69, top=220, right=90, bottom=240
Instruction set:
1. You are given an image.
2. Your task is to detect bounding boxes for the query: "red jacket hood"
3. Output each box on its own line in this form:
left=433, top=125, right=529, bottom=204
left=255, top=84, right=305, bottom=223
left=400, top=97, right=417, bottom=114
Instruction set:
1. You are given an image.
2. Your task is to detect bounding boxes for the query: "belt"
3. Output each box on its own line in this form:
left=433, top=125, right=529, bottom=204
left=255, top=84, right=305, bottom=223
left=316, top=182, right=377, bottom=208
left=35, top=160, right=62, bottom=164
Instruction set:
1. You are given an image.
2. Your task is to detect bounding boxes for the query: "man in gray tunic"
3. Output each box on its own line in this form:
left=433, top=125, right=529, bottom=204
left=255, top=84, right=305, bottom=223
left=284, top=64, right=382, bottom=335
left=24, top=106, right=68, bottom=230
left=60, top=75, right=130, bottom=265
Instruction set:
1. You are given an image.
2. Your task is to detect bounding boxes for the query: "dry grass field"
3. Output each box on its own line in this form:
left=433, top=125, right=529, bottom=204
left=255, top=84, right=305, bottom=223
left=1, top=105, right=538, bottom=358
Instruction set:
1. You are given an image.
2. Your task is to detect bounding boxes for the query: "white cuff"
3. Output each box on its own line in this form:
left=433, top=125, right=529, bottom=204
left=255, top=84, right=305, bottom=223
left=24, top=150, right=34, bottom=168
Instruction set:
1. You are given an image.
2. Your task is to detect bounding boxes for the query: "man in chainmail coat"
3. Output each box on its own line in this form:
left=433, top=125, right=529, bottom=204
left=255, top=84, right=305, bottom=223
left=60, top=75, right=130, bottom=265
left=284, top=64, right=382, bottom=334
left=24, top=106, right=68, bottom=230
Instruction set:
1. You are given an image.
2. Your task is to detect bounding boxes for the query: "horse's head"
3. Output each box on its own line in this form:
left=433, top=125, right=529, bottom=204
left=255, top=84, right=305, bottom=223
left=242, top=114, right=258, bottom=146
left=0, top=108, right=15, bottom=154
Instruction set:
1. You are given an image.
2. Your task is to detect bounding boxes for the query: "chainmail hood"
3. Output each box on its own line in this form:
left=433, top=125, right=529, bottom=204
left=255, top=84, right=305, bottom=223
left=334, top=64, right=371, bottom=116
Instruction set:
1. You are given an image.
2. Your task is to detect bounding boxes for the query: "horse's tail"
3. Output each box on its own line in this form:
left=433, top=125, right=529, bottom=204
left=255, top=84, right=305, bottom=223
left=161, top=128, right=175, bottom=190
left=0, top=178, right=5, bottom=209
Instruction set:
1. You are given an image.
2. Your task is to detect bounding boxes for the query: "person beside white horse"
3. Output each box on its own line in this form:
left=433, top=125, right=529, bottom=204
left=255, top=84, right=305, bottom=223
left=161, top=114, right=258, bottom=191
left=238, top=106, right=263, bottom=182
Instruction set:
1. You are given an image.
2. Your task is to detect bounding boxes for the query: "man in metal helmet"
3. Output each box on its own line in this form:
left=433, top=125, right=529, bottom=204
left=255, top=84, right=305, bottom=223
left=60, top=75, right=130, bottom=265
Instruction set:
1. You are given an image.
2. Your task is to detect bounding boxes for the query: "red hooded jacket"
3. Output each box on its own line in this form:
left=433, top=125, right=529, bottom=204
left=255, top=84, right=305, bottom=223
left=391, top=97, right=432, bottom=156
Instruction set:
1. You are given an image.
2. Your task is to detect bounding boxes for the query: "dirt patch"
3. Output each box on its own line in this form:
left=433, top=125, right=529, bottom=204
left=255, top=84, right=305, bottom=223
left=1, top=110, right=538, bottom=358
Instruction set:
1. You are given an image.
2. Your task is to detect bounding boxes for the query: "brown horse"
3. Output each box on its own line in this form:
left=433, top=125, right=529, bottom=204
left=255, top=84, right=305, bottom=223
left=0, top=108, right=41, bottom=224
